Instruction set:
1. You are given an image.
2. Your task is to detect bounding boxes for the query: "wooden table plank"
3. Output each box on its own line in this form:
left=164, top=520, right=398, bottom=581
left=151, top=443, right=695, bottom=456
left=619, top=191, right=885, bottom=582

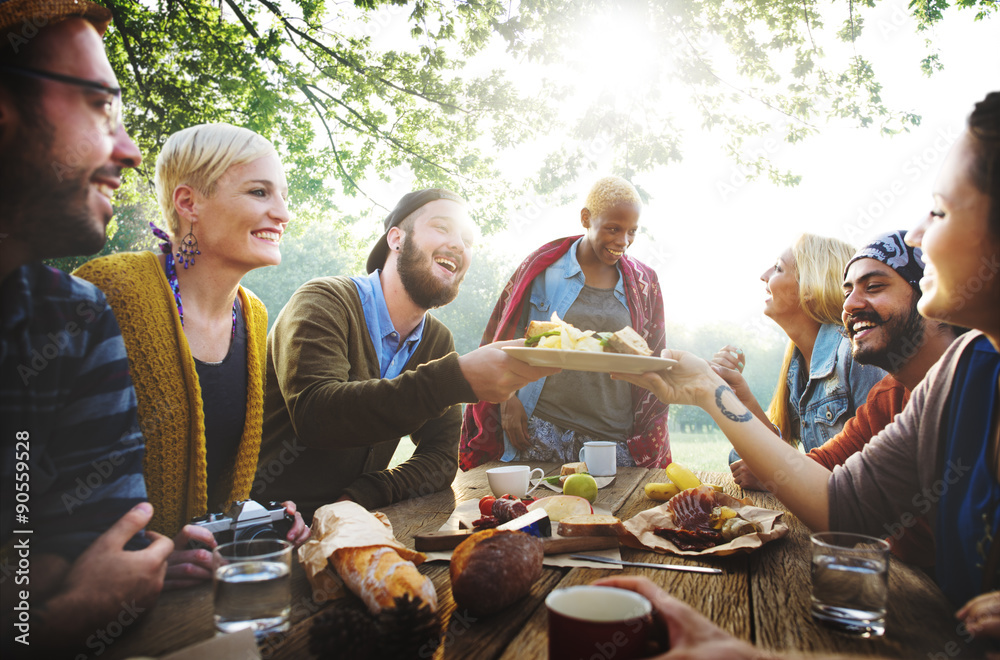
left=745, top=489, right=986, bottom=658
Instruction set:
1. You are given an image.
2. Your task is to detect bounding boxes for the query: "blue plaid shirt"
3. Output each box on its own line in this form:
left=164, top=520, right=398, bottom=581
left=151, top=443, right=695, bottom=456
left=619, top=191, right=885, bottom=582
left=1, top=263, right=148, bottom=561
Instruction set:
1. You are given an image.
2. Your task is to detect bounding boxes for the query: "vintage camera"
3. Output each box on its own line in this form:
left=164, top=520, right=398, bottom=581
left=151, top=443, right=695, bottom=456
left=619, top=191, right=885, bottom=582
left=189, top=499, right=293, bottom=545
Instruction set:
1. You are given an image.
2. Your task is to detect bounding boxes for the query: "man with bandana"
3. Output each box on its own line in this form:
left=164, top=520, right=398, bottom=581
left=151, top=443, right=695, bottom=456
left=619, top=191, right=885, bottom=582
left=256, top=189, right=557, bottom=520
left=0, top=0, right=172, bottom=651
left=727, top=230, right=958, bottom=565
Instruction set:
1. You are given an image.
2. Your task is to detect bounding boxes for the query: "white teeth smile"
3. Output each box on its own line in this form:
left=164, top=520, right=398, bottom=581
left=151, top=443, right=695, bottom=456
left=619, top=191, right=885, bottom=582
left=252, top=230, right=281, bottom=243
left=852, top=321, right=878, bottom=334
left=607, top=248, right=623, bottom=257
left=95, top=183, right=113, bottom=199
left=435, top=257, right=457, bottom=272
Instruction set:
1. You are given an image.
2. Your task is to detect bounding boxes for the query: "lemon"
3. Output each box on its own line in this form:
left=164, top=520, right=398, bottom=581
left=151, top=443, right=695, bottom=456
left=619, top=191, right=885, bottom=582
left=563, top=473, right=599, bottom=503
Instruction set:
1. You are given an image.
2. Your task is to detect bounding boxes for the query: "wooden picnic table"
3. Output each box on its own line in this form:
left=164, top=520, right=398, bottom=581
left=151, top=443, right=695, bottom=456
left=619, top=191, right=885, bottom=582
left=104, top=462, right=983, bottom=659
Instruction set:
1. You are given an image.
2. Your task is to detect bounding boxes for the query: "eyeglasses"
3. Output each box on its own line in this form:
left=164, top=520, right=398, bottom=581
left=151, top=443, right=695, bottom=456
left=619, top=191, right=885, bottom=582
left=0, top=65, right=122, bottom=136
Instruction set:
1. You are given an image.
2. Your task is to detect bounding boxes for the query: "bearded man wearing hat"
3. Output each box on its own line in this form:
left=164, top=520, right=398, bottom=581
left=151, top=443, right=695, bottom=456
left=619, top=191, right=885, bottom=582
left=728, top=230, right=958, bottom=566
left=0, top=0, right=173, bottom=651
left=256, top=189, right=558, bottom=520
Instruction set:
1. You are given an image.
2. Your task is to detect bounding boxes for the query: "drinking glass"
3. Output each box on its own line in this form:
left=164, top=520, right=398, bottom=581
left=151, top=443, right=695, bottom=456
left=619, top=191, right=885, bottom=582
left=810, top=532, right=890, bottom=637
left=213, top=538, right=292, bottom=637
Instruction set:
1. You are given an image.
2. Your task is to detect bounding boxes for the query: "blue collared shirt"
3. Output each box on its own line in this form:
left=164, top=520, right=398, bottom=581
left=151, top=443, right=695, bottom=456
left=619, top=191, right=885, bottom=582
left=502, top=238, right=629, bottom=460
left=351, top=270, right=425, bottom=379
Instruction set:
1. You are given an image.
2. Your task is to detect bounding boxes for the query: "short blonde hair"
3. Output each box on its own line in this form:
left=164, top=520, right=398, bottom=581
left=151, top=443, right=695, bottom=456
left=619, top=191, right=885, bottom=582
left=155, top=123, right=275, bottom=236
left=584, top=176, right=642, bottom=219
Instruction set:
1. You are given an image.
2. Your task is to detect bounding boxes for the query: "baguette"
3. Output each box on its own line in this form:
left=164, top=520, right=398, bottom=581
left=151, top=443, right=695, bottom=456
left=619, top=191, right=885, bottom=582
left=557, top=514, right=625, bottom=537
left=450, top=529, right=543, bottom=616
left=331, top=545, right=438, bottom=614
left=606, top=326, right=653, bottom=356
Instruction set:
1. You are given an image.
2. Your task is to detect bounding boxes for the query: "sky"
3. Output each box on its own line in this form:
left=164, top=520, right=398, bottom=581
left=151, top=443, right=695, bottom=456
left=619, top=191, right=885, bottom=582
left=336, top=1, right=1000, bottom=329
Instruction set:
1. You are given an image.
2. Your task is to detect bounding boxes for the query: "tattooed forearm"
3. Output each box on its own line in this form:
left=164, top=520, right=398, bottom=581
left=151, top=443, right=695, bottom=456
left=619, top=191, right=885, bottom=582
left=715, top=385, right=753, bottom=423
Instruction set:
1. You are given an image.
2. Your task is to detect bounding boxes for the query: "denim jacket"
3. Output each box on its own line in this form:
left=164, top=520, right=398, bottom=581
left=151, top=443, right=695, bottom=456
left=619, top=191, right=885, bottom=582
left=501, top=238, right=629, bottom=460
left=729, top=323, right=886, bottom=462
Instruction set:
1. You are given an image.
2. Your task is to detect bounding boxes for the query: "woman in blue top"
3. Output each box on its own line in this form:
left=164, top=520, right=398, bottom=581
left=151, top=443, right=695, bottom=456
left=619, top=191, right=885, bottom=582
left=723, top=234, right=887, bottom=476
left=610, top=91, right=1000, bottom=651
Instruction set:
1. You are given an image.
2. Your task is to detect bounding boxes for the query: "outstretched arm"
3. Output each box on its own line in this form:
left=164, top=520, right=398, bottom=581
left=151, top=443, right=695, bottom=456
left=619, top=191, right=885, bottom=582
left=613, top=349, right=832, bottom=531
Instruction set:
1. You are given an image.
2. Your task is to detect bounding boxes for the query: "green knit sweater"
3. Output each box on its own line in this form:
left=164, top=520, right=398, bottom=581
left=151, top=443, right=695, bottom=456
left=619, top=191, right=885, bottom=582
left=256, top=276, right=476, bottom=518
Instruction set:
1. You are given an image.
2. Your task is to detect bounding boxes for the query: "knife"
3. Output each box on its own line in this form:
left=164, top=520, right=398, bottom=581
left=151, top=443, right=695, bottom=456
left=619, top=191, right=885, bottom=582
left=570, top=554, right=723, bottom=574
left=413, top=530, right=618, bottom=555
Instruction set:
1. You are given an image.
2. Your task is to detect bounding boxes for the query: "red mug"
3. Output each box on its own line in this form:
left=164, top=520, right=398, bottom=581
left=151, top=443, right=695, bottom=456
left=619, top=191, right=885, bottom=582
left=546, top=586, right=655, bottom=660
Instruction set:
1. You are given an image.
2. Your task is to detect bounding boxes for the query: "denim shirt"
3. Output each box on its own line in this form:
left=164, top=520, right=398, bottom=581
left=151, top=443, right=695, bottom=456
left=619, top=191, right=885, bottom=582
left=501, top=238, right=629, bottom=460
left=351, top=269, right=425, bottom=379
left=729, top=323, right=886, bottom=462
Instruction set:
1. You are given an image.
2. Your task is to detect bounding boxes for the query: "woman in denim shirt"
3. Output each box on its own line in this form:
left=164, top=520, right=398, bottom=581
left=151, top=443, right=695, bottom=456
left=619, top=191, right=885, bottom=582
left=724, top=234, right=887, bottom=468
left=460, top=177, right=669, bottom=470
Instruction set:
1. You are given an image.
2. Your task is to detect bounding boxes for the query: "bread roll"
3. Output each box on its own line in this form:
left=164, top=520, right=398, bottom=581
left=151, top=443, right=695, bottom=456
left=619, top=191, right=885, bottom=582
left=449, top=530, right=543, bottom=616
left=331, top=545, right=438, bottom=614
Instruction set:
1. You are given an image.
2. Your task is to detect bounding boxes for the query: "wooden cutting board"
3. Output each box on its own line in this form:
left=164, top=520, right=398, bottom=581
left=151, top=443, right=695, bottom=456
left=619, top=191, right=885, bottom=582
left=413, top=529, right=619, bottom=554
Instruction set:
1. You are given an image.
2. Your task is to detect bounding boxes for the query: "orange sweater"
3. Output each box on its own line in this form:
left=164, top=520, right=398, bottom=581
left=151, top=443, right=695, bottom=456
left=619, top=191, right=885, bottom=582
left=808, top=375, right=933, bottom=566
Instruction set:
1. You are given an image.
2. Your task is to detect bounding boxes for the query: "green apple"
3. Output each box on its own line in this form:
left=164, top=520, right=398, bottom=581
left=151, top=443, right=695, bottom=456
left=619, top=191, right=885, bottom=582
left=563, top=473, right=598, bottom=503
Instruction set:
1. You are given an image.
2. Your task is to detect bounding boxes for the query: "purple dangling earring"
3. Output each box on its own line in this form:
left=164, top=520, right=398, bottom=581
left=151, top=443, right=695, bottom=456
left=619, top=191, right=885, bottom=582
left=176, top=228, right=200, bottom=269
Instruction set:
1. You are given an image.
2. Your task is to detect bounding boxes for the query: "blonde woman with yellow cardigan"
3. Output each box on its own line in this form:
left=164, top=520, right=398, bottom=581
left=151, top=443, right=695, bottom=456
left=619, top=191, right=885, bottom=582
left=75, top=123, right=308, bottom=589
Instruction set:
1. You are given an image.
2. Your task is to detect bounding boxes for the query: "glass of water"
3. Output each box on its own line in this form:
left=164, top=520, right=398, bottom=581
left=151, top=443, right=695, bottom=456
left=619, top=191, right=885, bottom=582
left=213, top=538, right=293, bottom=637
left=810, top=532, right=890, bottom=637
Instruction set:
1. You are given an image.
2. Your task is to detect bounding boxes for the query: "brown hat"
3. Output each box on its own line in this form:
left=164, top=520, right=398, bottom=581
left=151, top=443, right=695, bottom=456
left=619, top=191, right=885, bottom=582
left=0, top=0, right=112, bottom=43
left=366, top=188, right=466, bottom=274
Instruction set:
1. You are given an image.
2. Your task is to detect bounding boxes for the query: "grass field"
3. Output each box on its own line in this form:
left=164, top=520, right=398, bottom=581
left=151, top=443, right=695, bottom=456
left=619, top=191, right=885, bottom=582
left=388, top=430, right=731, bottom=473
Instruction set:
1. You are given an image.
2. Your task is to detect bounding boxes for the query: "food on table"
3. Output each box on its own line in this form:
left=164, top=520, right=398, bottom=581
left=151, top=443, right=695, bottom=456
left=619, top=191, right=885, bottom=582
left=558, top=514, right=625, bottom=537
left=605, top=325, right=653, bottom=356
left=644, top=481, right=681, bottom=502
left=665, top=462, right=702, bottom=491
left=524, top=313, right=652, bottom=355
left=526, top=495, right=594, bottom=521
left=493, top=494, right=529, bottom=523
left=561, top=461, right=589, bottom=476
left=449, top=529, right=544, bottom=616
left=478, top=495, right=496, bottom=517
left=301, top=502, right=437, bottom=627
left=652, top=485, right=761, bottom=551
left=332, top=545, right=438, bottom=614
left=473, top=494, right=529, bottom=529
left=497, top=508, right=552, bottom=537
left=563, top=473, right=599, bottom=503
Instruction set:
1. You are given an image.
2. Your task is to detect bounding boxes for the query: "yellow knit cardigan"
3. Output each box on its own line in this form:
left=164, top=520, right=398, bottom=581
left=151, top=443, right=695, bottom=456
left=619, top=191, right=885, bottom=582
left=74, top=251, right=267, bottom=538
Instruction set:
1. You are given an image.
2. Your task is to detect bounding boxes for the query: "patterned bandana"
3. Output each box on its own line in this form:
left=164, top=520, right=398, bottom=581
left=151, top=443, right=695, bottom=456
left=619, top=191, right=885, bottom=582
left=845, top=230, right=925, bottom=286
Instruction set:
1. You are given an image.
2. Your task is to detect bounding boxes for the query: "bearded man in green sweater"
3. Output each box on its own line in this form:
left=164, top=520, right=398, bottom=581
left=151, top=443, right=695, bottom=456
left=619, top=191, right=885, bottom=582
left=255, top=189, right=558, bottom=520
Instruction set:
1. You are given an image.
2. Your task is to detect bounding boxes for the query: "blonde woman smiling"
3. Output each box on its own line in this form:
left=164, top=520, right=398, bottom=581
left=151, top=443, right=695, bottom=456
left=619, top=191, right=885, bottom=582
left=720, top=234, right=886, bottom=484
left=75, top=123, right=308, bottom=589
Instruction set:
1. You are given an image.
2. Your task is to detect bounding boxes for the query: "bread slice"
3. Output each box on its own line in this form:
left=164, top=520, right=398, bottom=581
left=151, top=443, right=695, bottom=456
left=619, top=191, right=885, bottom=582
left=560, top=461, right=588, bottom=476
left=525, top=320, right=562, bottom=340
left=606, top=326, right=653, bottom=356
left=557, top=515, right=625, bottom=537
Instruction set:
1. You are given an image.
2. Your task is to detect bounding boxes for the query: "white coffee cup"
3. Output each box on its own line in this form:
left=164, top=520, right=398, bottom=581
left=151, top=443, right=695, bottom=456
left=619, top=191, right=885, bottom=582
left=486, top=465, right=545, bottom=498
left=579, top=441, right=616, bottom=477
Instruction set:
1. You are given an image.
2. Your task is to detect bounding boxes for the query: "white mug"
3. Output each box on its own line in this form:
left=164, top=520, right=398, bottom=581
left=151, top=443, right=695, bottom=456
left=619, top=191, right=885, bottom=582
left=579, top=441, right=616, bottom=477
left=486, top=465, right=545, bottom=498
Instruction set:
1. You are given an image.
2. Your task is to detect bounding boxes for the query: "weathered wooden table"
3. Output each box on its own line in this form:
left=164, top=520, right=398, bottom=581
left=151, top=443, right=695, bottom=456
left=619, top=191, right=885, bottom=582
left=104, top=463, right=984, bottom=659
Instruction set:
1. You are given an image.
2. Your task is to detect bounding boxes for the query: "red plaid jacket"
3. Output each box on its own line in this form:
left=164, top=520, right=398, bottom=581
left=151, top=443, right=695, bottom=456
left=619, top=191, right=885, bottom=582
left=459, top=236, right=670, bottom=470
